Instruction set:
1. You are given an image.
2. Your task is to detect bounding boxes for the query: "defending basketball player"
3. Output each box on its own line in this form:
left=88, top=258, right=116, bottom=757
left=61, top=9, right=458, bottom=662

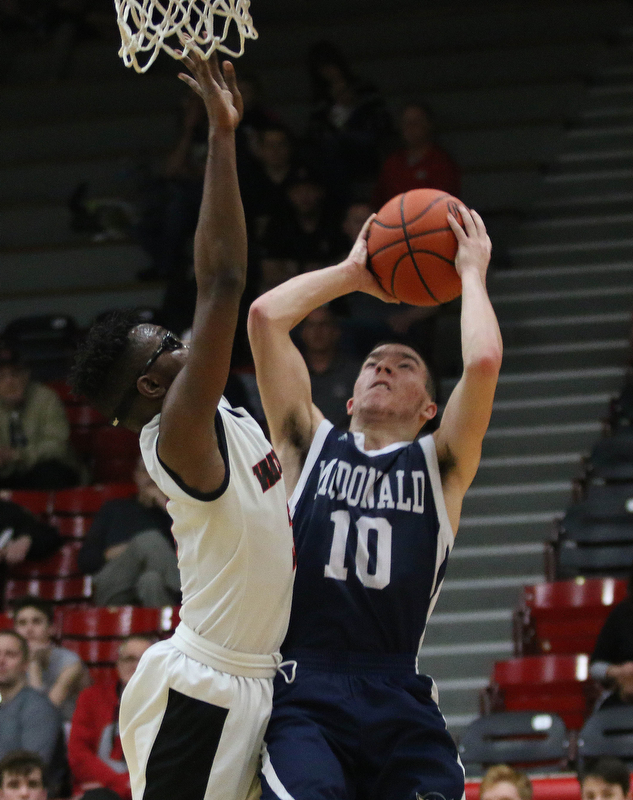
left=70, top=52, right=294, bottom=800
left=247, top=205, right=502, bottom=800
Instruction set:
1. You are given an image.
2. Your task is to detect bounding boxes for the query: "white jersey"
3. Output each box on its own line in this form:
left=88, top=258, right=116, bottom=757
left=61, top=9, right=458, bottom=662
left=140, top=399, right=294, bottom=656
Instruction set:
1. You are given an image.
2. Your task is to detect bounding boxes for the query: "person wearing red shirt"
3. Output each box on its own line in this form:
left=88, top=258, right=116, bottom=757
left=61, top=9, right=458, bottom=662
left=68, top=636, right=153, bottom=800
left=373, top=102, right=461, bottom=208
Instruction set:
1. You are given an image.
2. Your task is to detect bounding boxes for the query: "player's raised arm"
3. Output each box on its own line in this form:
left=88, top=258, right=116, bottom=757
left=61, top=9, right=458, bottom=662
left=248, top=217, right=395, bottom=492
left=157, top=51, right=246, bottom=493
left=435, top=205, right=502, bottom=530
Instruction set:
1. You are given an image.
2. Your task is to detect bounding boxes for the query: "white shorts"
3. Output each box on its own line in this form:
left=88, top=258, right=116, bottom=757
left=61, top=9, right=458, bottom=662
left=120, top=624, right=279, bottom=800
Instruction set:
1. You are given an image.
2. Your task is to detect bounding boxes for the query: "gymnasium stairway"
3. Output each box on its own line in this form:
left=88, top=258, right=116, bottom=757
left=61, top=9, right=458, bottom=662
left=422, top=24, right=633, bottom=736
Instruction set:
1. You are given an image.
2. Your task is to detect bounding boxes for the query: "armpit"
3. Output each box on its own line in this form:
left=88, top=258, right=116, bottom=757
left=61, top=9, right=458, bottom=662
left=438, top=444, right=457, bottom=482
left=282, top=412, right=311, bottom=466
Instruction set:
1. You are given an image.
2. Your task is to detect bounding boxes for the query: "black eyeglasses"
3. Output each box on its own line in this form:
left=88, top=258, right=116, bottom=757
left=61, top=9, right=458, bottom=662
left=111, top=331, right=184, bottom=427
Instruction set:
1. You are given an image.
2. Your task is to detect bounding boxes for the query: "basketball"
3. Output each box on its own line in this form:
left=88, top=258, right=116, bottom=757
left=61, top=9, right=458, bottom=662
left=366, top=188, right=464, bottom=306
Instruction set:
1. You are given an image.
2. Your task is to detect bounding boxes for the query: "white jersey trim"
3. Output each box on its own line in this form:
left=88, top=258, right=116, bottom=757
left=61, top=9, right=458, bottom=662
left=417, top=434, right=455, bottom=658
left=288, top=419, right=333, bottom=517
left=261, top=743, right=296, bottom=800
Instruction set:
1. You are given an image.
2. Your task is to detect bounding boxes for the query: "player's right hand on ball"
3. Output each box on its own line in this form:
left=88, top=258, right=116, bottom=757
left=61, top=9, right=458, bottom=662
left=345, top=215, right=400, bottom=304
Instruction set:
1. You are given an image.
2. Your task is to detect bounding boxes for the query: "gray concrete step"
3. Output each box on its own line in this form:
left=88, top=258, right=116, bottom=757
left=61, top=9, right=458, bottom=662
left=443, top=366, right=625, bottom=402
left=461, top=481, right=572, bottom=517
left=0, top=243, right=149, bottom=293
left=475, top=452, right=582, bottom=486
left=489, top=393, right=611, bottom=427
left=0, top=285, right=164, bottom=329
left=509, top=237, right=633, bottom=268
left=425, top=608, right=514, bottom=648
left=500, top=338, right=630, bottom=372
left=489, top=262, right=633, bottom=295
left=499, top=311, right=631, bottom=347
left=516, top=212, right=633, bottom=247
left=444, top=541, right=544, bottom=579
left=491, top=284, right=633, bottom=317
left=458, top=511, right=561, bottom=547
left=481, top=420, right=602, bottom=456
left=1, top=203, right=84, bottom=249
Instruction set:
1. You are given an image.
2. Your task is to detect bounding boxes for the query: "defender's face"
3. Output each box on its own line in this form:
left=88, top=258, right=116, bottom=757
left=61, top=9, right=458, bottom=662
left=348, top=344, right=434, bottom=424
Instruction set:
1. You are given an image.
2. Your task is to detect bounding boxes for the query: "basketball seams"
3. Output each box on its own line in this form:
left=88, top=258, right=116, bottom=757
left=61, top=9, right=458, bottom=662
left=397, top=192, right=440, bottom=305
left=371, top=194, right=450, bottom=230
left=366, top=227, right=455, bottom=260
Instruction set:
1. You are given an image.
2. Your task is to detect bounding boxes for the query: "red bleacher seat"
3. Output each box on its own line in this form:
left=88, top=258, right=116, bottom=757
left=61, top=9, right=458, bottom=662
left=0, top=490, right=51, bottom=515
left=66, top=404, right=108, bottom=457
left=0, top=613, right=13, bottom=631
left=61, top=606, right=162, bottom=638
left=49, top=514, right=92, bottom=539
left=4, top=576, right=92, bottom=603
left=10, top=542, right=82, bottom=579
left=52, top=484, right=136, bottom=515
left=491, top=654, right=591, bottom=730
left=62, top=638, right=122, bottom=664
left=516, top=577, right=627, bottom=656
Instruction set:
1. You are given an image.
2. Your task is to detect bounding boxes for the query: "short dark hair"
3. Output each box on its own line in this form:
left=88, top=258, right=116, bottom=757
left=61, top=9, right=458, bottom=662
left=581, top=757, right=631, bottom=795
left=69, top=309, right=145, bottom=418
left=0, top=630, right=29, bottom=662
left=0, top=750, right=46, bottom=787
left=366, top=337, right=437, bottom=401
left=12, top=596, right=54, bottom=624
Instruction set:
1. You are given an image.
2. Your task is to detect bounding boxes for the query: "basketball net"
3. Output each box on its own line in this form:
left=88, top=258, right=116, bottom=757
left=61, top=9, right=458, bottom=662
left=114, top=0, right=258, bottom=73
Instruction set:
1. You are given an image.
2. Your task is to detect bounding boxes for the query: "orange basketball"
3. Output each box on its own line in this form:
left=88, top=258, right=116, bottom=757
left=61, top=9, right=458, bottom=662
left=366, top=188, right=463, bottom=306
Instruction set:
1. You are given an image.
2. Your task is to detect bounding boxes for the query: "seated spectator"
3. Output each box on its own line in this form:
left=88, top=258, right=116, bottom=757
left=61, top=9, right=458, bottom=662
left=78, top=458, right=179, bottom=607
left=373, top=102, right=461, bottom=209
left=0, top=750, right=47, bottom=800
left=68, top=635, right=154, bottom=800
left=590, top=563, right=633, bottom=709
left=136, top=92, right=207, bottom=282
left=0, top=344, right=81, bottom=490
left=580, top=757, right=632, bottom=800
left=12, top=597, right=86, bottom=723
left=298, top=305, right=361, bottom=428
left=305, top=40, right=394, bottom=200
left=259, top=167, right=343, bottom=293
left=479, top=765, right=532, bottom=800
left=0, top=631, right=67, bottom=797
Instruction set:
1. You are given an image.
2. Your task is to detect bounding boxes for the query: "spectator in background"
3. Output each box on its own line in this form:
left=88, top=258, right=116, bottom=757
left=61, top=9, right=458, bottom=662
left=0, top=751, right=48, bottom=800
left=0, top=344, right=80, bottom=490
left=12, top=597, right=86, bottom=724
left=78, top=457, right=179, bottom=607
left=590, top=563, right=633, bottom=709
left=373, top=102, right=461, bottom=209
left=0, top=499, right=61, bottom=598
left=68, top=635, right=154, bottom=800
left=259, top=166, right=343, bottom=293
left=0, top=631, right=67, bottom=798
left=580, top=757, right=632, bottom=800
left=305, top=40, right=394, bottom=202
left=298, top=305, right=361, bottom=428
left=136, top=92, right=207, bottom=282
left=479, top=765, right=533, bottom=800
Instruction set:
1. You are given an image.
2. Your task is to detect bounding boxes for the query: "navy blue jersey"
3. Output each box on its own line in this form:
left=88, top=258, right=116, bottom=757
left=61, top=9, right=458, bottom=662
left=283, top=420, right=454, bottom=657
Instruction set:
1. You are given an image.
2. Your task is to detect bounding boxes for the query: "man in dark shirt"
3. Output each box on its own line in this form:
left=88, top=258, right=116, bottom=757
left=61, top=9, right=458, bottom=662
left=78, top=458, right=179, bottom=607
left=590, top=566, right=633, bottom=708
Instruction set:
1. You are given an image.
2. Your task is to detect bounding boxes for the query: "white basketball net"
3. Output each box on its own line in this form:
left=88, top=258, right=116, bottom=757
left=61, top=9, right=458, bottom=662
left=114, top=0, right=258, bottom=73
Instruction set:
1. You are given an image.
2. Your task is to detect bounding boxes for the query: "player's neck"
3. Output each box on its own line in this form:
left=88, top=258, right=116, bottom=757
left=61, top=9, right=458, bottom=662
left=349, top=417, right=418, bottom=451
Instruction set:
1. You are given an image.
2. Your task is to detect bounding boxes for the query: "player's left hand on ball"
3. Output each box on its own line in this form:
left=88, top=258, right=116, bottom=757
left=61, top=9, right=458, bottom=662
left=347, top=215, right=400, bottom=304
left=447, top=204, right=492, bottom=280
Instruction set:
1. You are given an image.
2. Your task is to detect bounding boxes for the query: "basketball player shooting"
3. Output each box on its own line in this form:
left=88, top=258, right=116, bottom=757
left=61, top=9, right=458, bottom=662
left=70, top=52, right=295, bottom=800
left=247, top=205, right=502, bottom=800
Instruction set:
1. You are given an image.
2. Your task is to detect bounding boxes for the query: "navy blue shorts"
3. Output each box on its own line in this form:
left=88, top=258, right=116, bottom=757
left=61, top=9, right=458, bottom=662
left=261, top=651, right=464, bottom=800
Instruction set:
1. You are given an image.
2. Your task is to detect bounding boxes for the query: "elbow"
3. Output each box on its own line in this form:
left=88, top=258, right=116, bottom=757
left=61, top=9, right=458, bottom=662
left=467, top=347, right=503, bottom=380
left=247, top=296, right=276, bottom=340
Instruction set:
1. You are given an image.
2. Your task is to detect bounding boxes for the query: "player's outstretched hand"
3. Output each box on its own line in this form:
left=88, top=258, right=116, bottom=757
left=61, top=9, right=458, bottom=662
left=177, top=48, right=243, bottom=133
left=345, top=215, right=399, bottom=304
left=447, top=204, right=492, bottom=282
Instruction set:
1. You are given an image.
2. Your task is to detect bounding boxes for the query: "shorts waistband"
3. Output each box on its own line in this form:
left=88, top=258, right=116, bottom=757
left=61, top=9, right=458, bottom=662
left=282, top=648, right=417, bottom=675
left=172, top=622, right=280, bottom=679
